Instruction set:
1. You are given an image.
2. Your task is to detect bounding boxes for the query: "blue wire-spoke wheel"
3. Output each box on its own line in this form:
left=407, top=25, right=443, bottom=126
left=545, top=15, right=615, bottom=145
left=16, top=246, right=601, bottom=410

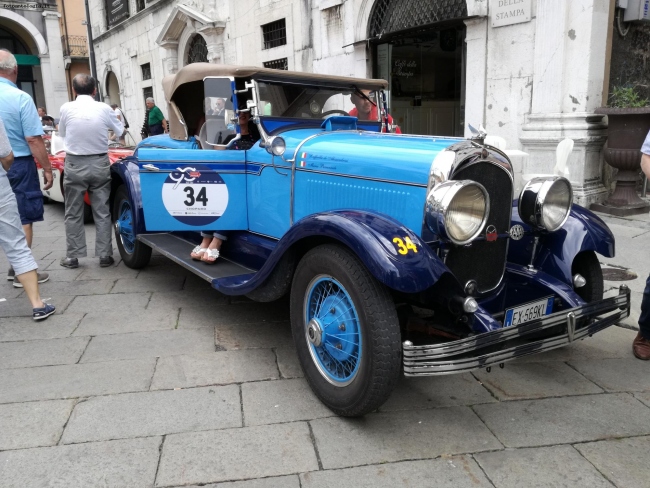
left=304, top=275, right=362, bottom=387
left=116, top=199, right=135, bottom=254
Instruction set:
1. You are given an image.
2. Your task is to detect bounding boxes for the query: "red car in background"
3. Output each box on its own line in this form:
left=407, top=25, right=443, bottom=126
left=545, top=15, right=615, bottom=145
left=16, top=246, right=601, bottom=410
left=37, top=130, right=134, bottom=222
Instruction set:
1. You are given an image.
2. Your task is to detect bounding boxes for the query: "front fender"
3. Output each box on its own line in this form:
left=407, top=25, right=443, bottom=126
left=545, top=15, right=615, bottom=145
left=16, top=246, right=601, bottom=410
left=215, top=210, right=455, bottom=295
left=509, top=203, right=615, bottom=284
left=110, top=157, right=146, bottom=235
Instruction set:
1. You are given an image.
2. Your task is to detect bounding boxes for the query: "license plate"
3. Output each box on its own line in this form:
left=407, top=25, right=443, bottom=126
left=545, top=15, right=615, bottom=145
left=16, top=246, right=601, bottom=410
left=504, top=296, right=554, bottom=327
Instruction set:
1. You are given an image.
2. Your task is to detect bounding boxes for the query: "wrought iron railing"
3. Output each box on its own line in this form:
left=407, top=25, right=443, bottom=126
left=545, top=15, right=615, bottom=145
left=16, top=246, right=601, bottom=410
left=61, top=35, right=88, bottom=57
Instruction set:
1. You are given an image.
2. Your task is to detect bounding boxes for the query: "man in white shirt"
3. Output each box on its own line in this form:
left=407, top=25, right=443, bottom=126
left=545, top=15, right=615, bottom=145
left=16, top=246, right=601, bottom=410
left=58, top=74, right=124, bottom=269
left=110, top=104, right=127, bottom=144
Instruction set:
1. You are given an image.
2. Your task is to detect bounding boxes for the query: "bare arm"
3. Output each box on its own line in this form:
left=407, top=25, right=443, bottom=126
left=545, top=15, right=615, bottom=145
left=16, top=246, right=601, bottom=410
left=642, top=153, right=650, bottom=180
left=25, top=136, right=53, bottom=190
left=1, top=150, right=13, bottom=172
left=163, top=118, right=168, bottom=133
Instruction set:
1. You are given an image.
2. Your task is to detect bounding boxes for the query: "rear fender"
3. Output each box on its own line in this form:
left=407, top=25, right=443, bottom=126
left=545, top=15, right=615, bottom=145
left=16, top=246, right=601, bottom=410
left=509, top=203, right=615, bottom=284
left=110, top=157, right=146, bottom=235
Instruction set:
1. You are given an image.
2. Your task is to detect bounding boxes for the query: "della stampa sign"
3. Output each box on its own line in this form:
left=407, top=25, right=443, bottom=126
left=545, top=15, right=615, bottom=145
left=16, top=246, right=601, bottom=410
left=491, top=0, right=532, bottom=28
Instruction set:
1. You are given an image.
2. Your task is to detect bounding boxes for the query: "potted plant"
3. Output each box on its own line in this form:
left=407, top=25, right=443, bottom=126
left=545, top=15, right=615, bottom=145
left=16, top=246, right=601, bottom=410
left=593, top=86, right=650, bottom=215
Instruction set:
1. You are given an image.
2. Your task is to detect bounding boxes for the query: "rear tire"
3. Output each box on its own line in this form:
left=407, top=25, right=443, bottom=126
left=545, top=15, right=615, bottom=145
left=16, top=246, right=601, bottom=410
left=290, top=244, right=401, bottom=417
left=572, top=251, right=603, bottom=302
left=112, top=185, right=151, bottom=268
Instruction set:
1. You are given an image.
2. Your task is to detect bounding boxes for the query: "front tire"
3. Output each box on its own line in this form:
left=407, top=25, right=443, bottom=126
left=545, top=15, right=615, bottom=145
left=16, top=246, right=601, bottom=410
left=572, top=251, right=603, bottom=302
left=290, top=244, right=401, bottom=416
left=112, top=185, right=151, bottom=268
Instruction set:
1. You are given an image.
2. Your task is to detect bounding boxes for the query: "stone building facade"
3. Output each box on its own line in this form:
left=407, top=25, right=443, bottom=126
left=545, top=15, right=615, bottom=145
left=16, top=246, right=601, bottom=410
left=88, top=0, right=634, bottom=205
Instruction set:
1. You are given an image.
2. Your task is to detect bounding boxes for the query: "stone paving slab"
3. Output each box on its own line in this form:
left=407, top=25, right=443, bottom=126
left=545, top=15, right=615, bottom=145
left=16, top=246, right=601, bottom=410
left=512, top=326, right=636, bottom=363
left=32, top=268, right=85, bottom=282
left=575, top=435, right=650, bottom=488
left=0, top=399, right=75, bottom=451
left=473, top=362, right=603, bottom=400
left=310, top=407, right=502, bottom=470
left=73, top=262, right=139, bottom=280
left=179, top=301, right=290, bottom=327
left=173, top=476, right=301, bottom=488
left=634, top=391, right=650, bottom=408
left=214, top=321, right=292, bottom=349
left=36, top=279, right=116, bottom=297
left=0, top=294, right=74, bottom=318
left=300, top=457, right=493, bottom=488
left=0, top=436, right=162, bottom=488
left=0, top=336, right=90, bottom=369
left=275, top=347, right=303, bottom=378
left=380, top=374, right=497, bottom=412
left=242, top=378, right=334, bottom=426
left=0, top=358, right=156, bottom=404
left=473, top=393, right=650, bottom=448
left=0, top=313, right=83, bottom=342
left=73, top=308, right=180, bottom=336
left=569, top=358, right=650, bottom=392
left=61, top=385, right=241, bottom=444
left=147, top=290, right=231, bottom=313
left=80, top=328, right=215, bottom=363
left=151, top=350, right=279, bottom=390
left=111, top=276, right=186, bottom=293
left=155, top=423, right=318, bottom=486
left=0, top=283, right=25, bottom=300
left=474, top=445, right=614, bottom=488
left=65, top=291, right=150, bottom=315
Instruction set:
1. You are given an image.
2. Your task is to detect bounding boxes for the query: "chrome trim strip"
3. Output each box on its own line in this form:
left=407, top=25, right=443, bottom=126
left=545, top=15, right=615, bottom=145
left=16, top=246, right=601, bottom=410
left=295, top=167, right=428, bottom=188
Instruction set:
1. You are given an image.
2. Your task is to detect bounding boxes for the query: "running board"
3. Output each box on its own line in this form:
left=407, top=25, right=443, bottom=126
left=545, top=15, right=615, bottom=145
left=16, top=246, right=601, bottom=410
left=137, top=233, right=254, bottom=283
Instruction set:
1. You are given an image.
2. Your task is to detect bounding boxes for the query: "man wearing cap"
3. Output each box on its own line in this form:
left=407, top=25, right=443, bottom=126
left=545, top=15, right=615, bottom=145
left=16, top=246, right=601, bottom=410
left=0, top=49, right=52, bottom=288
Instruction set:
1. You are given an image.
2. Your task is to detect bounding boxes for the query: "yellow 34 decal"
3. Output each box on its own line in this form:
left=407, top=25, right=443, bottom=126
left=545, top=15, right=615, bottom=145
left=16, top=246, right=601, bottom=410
left=393, top=236, right=418, bottom=255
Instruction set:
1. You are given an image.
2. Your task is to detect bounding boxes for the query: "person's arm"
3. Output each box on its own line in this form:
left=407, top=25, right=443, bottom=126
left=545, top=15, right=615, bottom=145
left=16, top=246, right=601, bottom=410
left=25, top=136, right=53, bottom=190
left=162, top=117, right=168, bottom=133
left=0, top=150, right=13, bottom=172
left=642, top=153, right=650, bottom=180
left=0, top=118, right=13, bottom=171
left=107, top=106, right=125, bottom=137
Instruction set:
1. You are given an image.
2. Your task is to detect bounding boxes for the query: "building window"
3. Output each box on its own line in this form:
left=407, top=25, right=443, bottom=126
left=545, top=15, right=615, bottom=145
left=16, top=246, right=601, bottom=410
left=187, top=35, right=208, bottom=65
left=261, top=19, right=286, bottom=50
left=141, top=63, right=151, bottom=81
left=143, top=86, right=153, bottom=105
left=135, top=0, right=145, bottom=13
left=263, top=58, right=288, bottom=70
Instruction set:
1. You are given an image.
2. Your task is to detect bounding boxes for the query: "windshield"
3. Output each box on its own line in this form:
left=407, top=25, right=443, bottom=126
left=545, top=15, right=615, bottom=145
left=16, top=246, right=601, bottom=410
left=256, top=81, right=381, bottom=121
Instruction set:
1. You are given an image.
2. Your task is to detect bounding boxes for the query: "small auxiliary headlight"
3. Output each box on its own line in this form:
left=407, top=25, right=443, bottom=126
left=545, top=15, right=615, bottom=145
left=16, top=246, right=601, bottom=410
left=268, top=136, right=286, bottom=156
left=518, top=176, right=572, bottom=232
left=425, top=180, right=489, bottom=245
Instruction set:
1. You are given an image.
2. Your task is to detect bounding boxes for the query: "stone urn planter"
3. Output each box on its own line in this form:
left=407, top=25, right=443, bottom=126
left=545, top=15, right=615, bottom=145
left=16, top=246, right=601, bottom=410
left=591, top=107, right=650, bottom=216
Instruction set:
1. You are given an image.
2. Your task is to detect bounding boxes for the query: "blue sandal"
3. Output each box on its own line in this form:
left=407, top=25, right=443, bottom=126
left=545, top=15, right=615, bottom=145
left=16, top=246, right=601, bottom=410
left=33, top=303, right=56, bottom=321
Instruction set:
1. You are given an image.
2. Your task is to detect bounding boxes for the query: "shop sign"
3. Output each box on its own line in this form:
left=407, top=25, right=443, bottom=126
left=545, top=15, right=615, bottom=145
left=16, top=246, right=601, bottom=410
left=393, top=59, right=418, bottom=79
left=491, top=0, right=531, bottom=28
left=106, top=0, right=129, bottom=26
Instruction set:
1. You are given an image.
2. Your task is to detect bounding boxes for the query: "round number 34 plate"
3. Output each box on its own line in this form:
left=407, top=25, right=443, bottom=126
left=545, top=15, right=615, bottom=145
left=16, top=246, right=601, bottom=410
left=162, top=166, right=229, bottom=226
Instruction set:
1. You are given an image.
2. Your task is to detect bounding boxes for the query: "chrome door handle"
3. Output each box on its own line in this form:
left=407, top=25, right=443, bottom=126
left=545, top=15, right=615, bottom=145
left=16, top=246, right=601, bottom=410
left=142, top=164, right=160, bottom=171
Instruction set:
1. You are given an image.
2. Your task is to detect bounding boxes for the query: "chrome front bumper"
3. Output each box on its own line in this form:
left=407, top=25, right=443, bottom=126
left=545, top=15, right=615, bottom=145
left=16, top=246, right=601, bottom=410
left=403, top=285, right=631, bottom=376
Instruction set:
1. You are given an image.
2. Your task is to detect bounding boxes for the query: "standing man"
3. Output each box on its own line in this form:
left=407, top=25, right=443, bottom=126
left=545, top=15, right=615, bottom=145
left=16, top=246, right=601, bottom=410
left=633, top=130, right=650, bottom=360
left=110, top=104, right=127, bottom=144
left=0, top=117, right=55, bottom=320
left=0, top=49, right=52, bottom=287
left=58, top=74, right=123, bottom=269
left=145, top=97, right=167, bottom=136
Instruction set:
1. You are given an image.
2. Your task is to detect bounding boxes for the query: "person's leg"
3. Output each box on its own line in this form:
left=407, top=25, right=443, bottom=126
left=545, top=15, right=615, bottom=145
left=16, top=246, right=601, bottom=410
left=22, top=223, right=33, bottom=247
left=191, top=232, right=212, bottom=260
left=87, top=155, right=113, bottom=259
left=633, top=273, right=650, bottom=360
left=15, top=270, right=45, bottom=308
left=201, top=232, right=227, bottom=263
left=62, top=156, right=89, bottom=259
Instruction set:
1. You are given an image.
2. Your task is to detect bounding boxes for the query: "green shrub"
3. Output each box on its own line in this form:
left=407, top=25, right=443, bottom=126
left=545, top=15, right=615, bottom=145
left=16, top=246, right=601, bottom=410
left=608, top=86, right=650, bottom=108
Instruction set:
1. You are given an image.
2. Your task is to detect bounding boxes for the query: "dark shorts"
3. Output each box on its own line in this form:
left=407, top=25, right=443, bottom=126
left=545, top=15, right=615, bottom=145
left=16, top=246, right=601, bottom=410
left=149, top=122, right=164, bottom=135
left=7, top=155, right=44, bottom=225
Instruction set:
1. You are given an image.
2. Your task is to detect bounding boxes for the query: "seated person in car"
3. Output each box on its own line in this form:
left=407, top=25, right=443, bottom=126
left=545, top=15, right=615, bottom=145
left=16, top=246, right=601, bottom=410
left=349, top=89, right=401, bottom=134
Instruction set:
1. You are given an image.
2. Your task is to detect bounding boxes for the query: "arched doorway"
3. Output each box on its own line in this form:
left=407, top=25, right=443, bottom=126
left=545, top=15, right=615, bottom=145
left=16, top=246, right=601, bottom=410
left=0, top=24, right=44, bottom=107
left=106, top=71, right=121, bottom=107
left=369, top=0, right=468, bottom=136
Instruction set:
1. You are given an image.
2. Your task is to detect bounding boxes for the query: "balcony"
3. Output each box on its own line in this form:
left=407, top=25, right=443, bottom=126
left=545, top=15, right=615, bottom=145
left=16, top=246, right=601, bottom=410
left=61, top=35, right=88, bottom=58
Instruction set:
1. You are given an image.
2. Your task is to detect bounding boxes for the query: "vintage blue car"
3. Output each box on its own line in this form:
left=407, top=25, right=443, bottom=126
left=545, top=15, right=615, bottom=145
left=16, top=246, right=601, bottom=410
left=110, top=64, right=630, bottom=416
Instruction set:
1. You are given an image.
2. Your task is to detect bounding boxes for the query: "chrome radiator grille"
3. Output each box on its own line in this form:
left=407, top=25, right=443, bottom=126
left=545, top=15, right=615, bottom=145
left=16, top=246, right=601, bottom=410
left=445, top=161, right=513, bottom=293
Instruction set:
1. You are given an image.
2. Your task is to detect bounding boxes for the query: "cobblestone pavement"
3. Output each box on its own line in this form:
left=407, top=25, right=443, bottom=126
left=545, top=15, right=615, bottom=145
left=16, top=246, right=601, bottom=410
left=0, top=204, right=649, bottom=487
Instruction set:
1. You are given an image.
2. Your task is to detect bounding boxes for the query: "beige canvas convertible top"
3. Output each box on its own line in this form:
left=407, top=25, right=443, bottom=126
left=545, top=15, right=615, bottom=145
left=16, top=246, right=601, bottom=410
left=161, top=63, right=388, bottom=140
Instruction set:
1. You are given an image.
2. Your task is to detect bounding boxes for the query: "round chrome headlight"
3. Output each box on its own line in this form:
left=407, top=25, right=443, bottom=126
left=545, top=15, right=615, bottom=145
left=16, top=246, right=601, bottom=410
left=268, top=136, right=286, bottom=156
left=518, top=176, right=572, bottom=232
left=426, top=180, right=490, bottom=245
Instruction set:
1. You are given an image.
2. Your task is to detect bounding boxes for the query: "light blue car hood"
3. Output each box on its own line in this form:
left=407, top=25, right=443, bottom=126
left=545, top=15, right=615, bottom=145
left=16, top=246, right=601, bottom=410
left=280, top=129, right=462, bottom=186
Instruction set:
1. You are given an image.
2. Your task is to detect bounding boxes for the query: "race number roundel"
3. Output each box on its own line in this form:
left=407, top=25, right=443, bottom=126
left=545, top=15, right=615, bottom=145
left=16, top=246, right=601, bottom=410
left=161, top=165, right=229, bottom=226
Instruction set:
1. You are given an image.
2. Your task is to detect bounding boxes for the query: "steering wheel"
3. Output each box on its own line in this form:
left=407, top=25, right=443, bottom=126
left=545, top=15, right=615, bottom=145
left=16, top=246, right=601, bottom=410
left=321, top=109, right=349, bottom=118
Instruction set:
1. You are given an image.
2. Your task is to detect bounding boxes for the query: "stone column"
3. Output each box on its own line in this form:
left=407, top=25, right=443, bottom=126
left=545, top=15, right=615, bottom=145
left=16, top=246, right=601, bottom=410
left=41, top=11, right=69, bottom=116
left=520, top=0, right=611, bottom=206
left=160, top=41, right=179, bottom=75
left=198, top=24, right=226, bottom=64
left=463, top=17, right=488, bottom=137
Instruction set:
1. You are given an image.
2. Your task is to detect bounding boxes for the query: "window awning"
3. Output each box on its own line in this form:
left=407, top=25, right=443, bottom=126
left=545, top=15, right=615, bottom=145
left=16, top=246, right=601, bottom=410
left=15, top=54, right=40, bottom=66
